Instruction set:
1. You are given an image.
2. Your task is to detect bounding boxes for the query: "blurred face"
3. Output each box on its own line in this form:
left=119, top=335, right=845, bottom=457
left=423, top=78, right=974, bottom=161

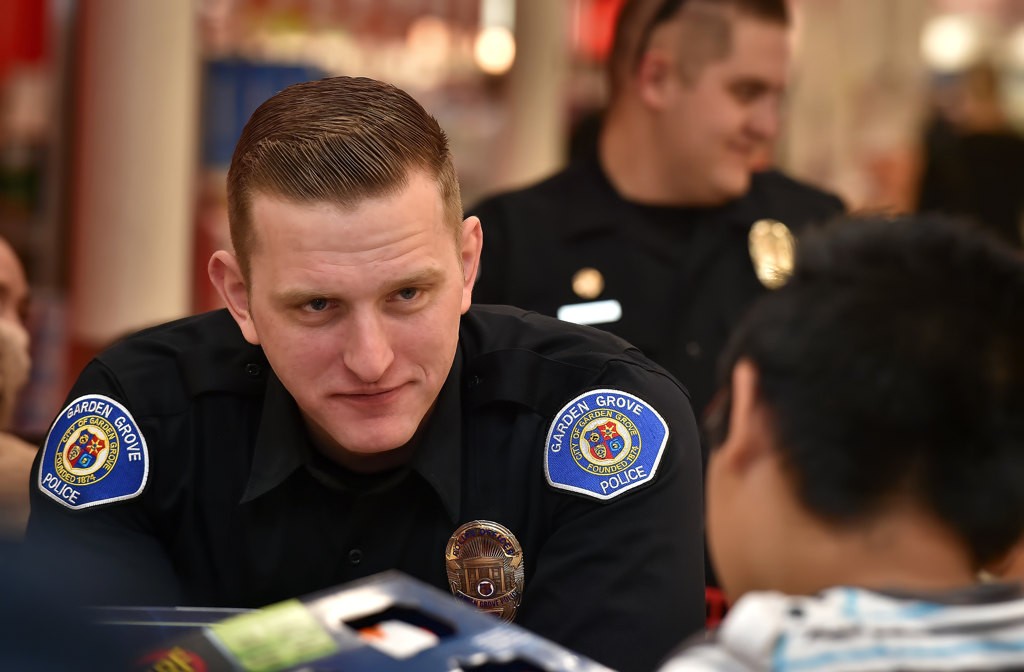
left=228, top=172, right=480, bottom=463
left=0, top=239, right=29, bottom=334
left=658, top=15, right=789, bottom=204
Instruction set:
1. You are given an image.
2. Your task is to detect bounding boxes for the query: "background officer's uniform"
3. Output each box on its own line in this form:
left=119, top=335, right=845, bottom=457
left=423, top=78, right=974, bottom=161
left=27, top=305, right=704, bottom=672
left=470, top=159, right=845, bottom=426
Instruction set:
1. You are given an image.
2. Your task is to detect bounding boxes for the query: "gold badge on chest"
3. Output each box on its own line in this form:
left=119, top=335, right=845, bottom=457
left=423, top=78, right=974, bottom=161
left=445, top=520, right=524, bottom=622
left=748, top=219, right=796, bottom=289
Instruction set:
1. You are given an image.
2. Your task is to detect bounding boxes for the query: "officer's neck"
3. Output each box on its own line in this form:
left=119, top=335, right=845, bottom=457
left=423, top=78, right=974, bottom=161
left=599, top=107, right=729, bottom=208
left=305, top=421, right=427, bottom=475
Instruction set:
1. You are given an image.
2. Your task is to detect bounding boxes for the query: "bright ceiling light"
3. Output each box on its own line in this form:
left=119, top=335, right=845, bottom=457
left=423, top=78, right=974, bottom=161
left=921, top=14, right=989, bottom=73
left=474, top=25, right=515, bottom=75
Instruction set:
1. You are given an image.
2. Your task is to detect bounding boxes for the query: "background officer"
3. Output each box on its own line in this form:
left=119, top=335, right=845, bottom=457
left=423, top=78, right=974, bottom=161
left=26, top=76, right=705, bottom=672
left=660, top=215, right=1024, bottom=671
left=470, top=0, right=844, bottom=432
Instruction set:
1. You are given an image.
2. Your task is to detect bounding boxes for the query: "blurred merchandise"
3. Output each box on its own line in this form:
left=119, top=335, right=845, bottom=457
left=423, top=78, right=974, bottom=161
left=114, top=571, right=611, bottom=672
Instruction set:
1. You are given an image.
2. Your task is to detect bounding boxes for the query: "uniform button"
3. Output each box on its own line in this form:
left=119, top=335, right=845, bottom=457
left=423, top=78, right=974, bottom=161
left=245, top=362, right=262, bottom=377
left=685, top=341, right=702, bottom=359
left=467, top=374, right=482, bottom=388
left=348, top=549, right=363, bottom=565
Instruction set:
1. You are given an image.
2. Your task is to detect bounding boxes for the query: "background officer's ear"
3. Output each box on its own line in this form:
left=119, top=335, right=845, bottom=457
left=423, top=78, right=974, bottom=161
left=208, top=251, right=260, bottom=345
left=636, top=44, right=676, bottom=110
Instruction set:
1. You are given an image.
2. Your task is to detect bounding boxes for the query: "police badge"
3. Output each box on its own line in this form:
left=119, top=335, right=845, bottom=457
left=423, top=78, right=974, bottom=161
left=445, top=521, right=524, bottom=623
left=748, top=218, right=796, bottom=289
left=38, top=394, right=149, bottom=510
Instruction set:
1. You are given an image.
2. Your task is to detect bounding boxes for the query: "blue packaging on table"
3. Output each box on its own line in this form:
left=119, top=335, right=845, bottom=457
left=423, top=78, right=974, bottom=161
left=124, top=571, right=613, bottom=671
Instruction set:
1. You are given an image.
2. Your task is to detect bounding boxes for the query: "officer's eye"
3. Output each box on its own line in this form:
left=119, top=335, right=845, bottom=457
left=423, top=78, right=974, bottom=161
left=729, top=81, right=768, bottom=104
left=395, top=288, right=419, bottom=301
left=307, top=298, right=330, bottom=312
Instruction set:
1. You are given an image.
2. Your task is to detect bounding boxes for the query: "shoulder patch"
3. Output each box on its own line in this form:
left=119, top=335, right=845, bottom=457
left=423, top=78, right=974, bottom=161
left=38, top=394, right=149, bottom=510
left=544, top=388, right=669, bottom=501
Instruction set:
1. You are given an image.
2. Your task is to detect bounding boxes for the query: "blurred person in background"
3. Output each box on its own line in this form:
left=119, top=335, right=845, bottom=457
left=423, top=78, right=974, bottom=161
left=470, top=0, right=844, bottom=433
left=0, top=235, right=33, bottom=542
left=660, top=215, right=1024, bottom=671
left=917, top=62, right=1024, bottom=250
left=469, top=0, right=844, bottom=617
left=26, top=76, right=705, bottom=672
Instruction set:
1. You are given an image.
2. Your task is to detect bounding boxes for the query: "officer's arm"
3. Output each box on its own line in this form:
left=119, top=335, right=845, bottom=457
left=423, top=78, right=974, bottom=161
left=25, top=359, right=182, bottom=606
left=465, top=196, right=511, bottom=306
left=519, top=363, right=705, bottom=672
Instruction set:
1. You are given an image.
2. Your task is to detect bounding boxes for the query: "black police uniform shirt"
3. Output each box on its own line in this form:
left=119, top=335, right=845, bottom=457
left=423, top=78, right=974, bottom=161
left=27, top=305, right=704, bottom=672
left=468, top=158, right=845, bottom=424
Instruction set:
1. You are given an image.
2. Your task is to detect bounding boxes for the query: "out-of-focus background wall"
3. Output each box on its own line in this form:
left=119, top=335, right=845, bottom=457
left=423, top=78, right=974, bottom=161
left=2, top=0, right=1023, bottom=438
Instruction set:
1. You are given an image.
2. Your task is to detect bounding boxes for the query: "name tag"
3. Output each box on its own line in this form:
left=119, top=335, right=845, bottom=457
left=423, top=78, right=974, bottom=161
left=556, top=299, right=622, bottom=326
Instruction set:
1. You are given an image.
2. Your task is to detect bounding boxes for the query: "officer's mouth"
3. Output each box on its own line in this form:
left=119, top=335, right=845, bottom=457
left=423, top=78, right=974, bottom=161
left=333, top=384, right=408, bottom=406
left=727, top=142, right=755, bottom=159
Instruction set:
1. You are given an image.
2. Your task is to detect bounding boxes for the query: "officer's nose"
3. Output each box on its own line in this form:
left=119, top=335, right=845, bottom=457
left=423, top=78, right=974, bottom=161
left=748, top=98, right=781, bottom=142
left=343, top=312, right=394, bottom=383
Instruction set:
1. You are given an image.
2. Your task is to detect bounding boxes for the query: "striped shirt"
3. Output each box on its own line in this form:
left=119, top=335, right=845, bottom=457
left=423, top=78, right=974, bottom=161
left=660, top=584, right=1024, bottom=671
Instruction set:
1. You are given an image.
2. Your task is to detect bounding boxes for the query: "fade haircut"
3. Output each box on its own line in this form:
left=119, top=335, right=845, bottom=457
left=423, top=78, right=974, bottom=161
left=226, top=76, right=463, bottom=279
left=608, top=0, right=789, bottom=94
left=710, top=215, right=1024, bottom=568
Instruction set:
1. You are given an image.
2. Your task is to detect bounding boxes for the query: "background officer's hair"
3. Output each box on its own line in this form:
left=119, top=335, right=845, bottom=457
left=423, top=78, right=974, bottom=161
left=226, top=76, right=462, bottom=279
left=709, top=214, right=1024, bottom=569
left=608, top=0, right=789, bottom=96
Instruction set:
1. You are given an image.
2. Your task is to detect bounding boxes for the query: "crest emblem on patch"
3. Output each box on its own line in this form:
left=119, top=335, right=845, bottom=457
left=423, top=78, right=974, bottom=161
left=38, top=394, right=149, bottom=510
left=446, top=520, right=524, bottom=622
left=545, top=388, right=668, bottom=500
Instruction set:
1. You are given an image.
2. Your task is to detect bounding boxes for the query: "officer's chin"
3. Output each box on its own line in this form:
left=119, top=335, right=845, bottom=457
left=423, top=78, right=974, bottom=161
left=715, top=168, right=752, bottom=202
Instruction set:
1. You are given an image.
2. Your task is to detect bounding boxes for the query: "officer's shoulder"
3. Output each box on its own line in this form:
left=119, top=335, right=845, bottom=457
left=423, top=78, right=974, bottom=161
left=97, top=309, right=240, bottom=366
left=465, top=304, right=629, bottom=355
left=92, top=309, right=263, bottom=409
left=463, top=304, right=678, bottom=385
left=461, top=306, right=689, bottom=433
left=469, top=161, right=596, bottom=218
left=747, top=169, right=846, bottom=222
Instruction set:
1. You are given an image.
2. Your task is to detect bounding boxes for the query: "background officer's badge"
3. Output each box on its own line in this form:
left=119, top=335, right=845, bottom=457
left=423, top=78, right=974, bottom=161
left=446, top=520, right=524, bottom=622
left=572, top=267, right=604, bottom=300
left=38, top=394, right=149, bottom=510
left=749, top=218, right=796, bottom=289
left=545, top=388, right=669, bottom=501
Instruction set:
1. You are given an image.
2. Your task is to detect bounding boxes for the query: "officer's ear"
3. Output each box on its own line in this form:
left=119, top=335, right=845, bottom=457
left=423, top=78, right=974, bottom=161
left=208, top=250, right=260, bottom=345
left=460, top=215, right=483, bottom=313
left=637, top=46, right=676, bottom=110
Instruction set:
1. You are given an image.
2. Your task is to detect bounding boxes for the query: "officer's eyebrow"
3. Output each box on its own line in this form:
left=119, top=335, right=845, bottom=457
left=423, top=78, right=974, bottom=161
left=272, top=287, right=332, bottom=306
left=389, top=267, right=445, bottom=290
left=271, top=267, right=446, bottom=305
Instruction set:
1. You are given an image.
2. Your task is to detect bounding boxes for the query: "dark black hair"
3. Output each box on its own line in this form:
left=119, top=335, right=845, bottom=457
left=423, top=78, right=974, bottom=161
left=712, top=215, right=1024, bottom=567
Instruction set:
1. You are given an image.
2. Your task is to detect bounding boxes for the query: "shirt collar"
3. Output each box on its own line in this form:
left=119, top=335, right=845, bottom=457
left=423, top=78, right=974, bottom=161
left=408, top=348, right=463, bottom=523
left=577, top=155, right=764, bottom=234
left=241, top=371, right=307, bottom=503
left=240, top=350, right=464, bottom=523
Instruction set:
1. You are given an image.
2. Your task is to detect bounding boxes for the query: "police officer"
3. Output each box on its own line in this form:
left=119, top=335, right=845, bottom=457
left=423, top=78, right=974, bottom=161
left=26, top=76, right=704, bottom=672
left=470, top=0, right=844, bottom=428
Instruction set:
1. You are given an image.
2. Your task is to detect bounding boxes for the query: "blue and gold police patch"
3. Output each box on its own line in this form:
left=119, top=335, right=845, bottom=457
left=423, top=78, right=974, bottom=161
left=38, top=394, right=149, bottom=510
left=545, top=388, right=668, bottom=500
